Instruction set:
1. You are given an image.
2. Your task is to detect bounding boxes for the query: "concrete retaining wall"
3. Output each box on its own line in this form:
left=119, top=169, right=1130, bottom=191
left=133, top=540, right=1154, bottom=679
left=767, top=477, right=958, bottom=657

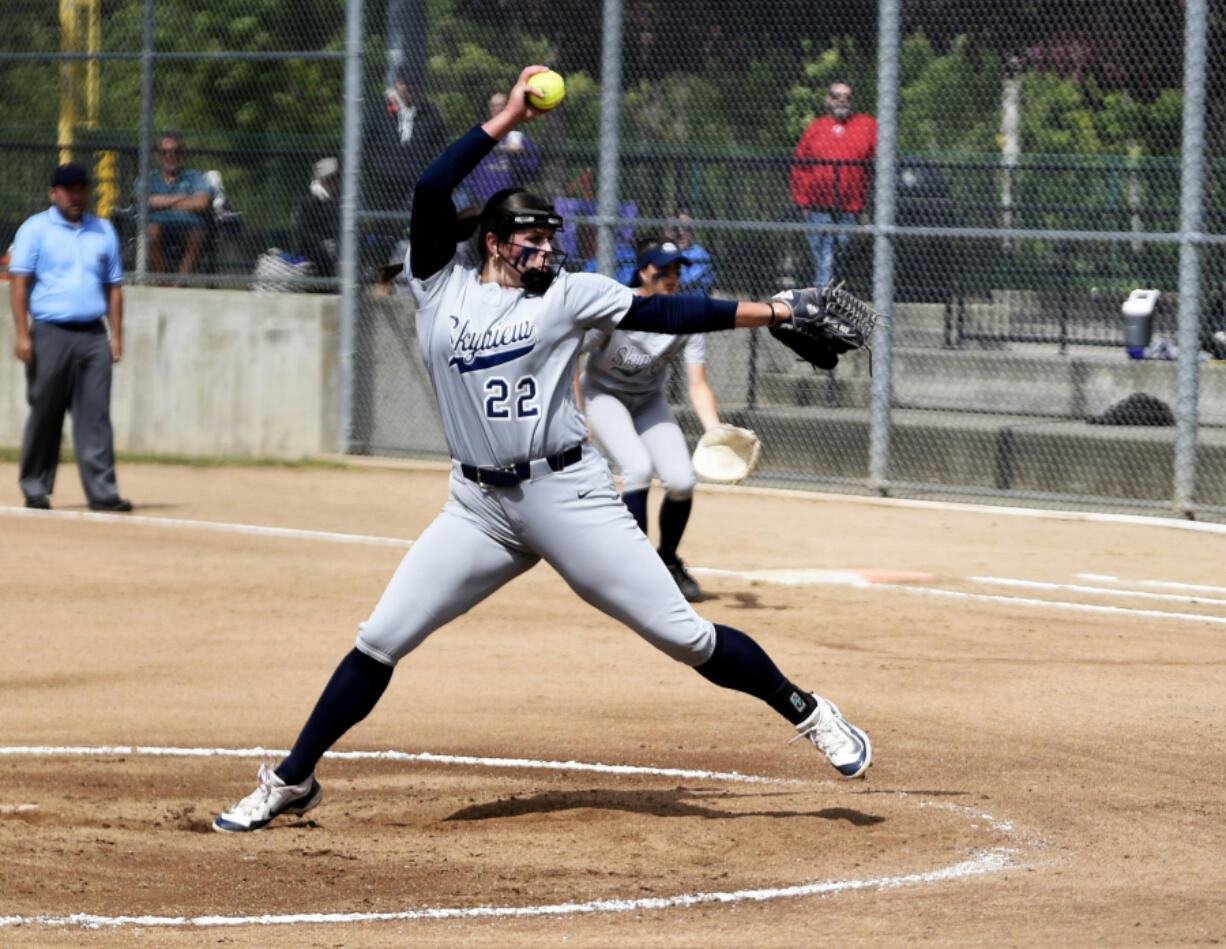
left=1, top=286, right=339, bottom=457
left=2, top=287, right=1220, bottom=508
left=705, top=305, right=1226, bottom=424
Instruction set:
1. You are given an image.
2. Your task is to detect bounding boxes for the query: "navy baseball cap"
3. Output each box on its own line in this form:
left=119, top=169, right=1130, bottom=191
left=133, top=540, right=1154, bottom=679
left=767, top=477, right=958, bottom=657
left=50, top=163, right=91, bottom=187
left=629, top=241, right=690, bottom=286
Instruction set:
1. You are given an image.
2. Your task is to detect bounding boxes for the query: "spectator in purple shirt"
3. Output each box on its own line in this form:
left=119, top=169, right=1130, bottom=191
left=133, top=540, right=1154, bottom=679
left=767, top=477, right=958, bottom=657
left=464, top=91, right=541, bottom=204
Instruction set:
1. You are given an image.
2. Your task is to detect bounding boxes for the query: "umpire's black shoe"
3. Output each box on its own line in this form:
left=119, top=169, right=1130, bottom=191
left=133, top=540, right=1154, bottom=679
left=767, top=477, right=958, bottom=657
left=24, top=495, right=51, bottom=510
left=664, top=556, right=703, bottom=602
left=89, top=497, right=133, bottom=512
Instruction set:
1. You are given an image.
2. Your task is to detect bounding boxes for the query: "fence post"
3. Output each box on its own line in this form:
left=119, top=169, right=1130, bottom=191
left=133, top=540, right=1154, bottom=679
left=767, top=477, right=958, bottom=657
left=134, top=0, right=153, bottom=280
left=868, top=0, right=900, bottom=495
left=1174, top=0, right=1207, bottom=516
left=337, top=0, right=364, bottom=453
left=596, top=0, right=624, bottom=276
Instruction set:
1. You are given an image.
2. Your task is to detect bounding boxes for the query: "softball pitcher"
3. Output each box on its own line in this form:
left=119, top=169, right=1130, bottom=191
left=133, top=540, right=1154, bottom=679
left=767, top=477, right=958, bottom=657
left=214, top=66, right=870, bottom=833
left=580, top=237, right=720, bottom=601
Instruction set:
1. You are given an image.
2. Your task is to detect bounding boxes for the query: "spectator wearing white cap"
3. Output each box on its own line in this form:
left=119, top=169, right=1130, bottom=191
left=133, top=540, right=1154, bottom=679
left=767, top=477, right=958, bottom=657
left=362, top=65, right=447, bottom=212
left=292, top=157, right=341, bottom=281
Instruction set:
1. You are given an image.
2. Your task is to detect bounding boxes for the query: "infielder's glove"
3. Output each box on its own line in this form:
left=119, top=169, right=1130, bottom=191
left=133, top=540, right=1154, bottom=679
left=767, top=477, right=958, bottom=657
left=768, top=282, right=884, bottom=371
left=691, top=424, right=762, bottom=485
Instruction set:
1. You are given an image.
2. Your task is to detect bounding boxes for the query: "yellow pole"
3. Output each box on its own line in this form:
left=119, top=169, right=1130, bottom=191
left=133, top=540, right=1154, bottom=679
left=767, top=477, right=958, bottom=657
left=58, top=0, right=79, bottom=166
left=86, top=0, right=99, bottom=126
left=85, top=0, right=119, bottom=219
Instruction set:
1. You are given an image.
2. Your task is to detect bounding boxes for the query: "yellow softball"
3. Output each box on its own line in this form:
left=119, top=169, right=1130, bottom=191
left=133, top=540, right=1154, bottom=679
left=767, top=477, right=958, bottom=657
left=527, top=70, right=566, bottom=111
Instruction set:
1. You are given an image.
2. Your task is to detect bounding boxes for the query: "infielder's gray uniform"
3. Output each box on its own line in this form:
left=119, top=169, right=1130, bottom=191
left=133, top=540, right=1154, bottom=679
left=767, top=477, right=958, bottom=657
left=581, top=328, right=704, bottom=498
left=355, top=264, right=716, bottom=668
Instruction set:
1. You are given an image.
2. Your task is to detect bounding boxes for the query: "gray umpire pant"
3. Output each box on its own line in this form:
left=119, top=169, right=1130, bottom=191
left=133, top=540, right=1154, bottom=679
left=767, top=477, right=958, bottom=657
left=19, top=319, right=121, bottom=505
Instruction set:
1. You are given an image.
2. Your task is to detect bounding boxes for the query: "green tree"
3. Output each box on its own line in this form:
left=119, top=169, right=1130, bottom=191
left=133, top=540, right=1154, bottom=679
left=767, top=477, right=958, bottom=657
left=1019, top=73, right=1183, bottom=157
left=897, top=33, right=1000, bottom=154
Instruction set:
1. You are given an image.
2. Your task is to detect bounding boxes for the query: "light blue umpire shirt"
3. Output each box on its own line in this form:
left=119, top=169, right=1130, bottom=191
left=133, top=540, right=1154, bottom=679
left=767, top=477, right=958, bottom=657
left=9, top=206, right=123, bottom=323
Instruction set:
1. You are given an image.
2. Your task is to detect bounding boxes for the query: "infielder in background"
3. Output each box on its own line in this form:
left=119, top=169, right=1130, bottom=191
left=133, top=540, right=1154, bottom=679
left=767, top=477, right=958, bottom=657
left=214, top=66, right=871, bottom=834
left=580, top=237, right=722, bottom=601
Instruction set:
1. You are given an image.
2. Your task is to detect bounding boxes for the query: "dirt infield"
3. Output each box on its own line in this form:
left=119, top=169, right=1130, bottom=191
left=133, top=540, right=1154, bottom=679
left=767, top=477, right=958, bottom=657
left=1, top=459, right=1224, bottom=947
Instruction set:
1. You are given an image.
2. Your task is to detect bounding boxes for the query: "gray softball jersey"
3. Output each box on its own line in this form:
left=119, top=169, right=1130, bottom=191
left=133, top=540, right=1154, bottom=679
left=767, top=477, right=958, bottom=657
left=582, top=327, right=706, bottom=399
left=412, top=263, right=635, bottom=467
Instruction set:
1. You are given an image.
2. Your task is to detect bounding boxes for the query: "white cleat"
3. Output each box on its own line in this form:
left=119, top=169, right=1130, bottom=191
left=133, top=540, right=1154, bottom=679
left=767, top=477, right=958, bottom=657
left=789, top=693, right=872, bottom=778
left=213, top=759, right=322, bottom=833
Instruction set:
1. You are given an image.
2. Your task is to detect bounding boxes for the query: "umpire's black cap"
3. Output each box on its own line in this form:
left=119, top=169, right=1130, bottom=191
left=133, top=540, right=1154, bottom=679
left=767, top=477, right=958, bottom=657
left=50, top=162, right=91, bottom=187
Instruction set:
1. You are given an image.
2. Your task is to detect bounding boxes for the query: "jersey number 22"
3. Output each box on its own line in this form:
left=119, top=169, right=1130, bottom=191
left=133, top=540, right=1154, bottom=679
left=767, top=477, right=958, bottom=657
left=484, top=375, right=539, bottom=419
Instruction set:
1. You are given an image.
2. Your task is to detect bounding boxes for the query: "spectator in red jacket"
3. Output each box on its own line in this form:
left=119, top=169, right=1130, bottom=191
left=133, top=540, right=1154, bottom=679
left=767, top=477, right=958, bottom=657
left=790, top=80, right=877, bottom=288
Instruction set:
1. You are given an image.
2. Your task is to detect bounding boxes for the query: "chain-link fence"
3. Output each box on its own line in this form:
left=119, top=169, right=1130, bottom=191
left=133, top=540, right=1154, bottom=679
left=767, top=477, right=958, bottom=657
left=1, top=0, right=352, bottom=288
left=4, top=0, right=1226, bottom=518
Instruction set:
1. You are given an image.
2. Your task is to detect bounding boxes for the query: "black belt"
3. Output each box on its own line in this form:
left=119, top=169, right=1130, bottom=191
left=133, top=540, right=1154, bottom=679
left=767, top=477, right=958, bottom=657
left=39, top=319, right=105, bottom=332
left=460, top=444, right=584, bottom=487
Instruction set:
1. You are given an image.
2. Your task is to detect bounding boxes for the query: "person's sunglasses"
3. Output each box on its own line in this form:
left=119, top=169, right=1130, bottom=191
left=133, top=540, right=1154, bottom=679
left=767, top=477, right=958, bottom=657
left=158, top=147, right=183, bottom=155
left=828, top=92, right=852, bottom=100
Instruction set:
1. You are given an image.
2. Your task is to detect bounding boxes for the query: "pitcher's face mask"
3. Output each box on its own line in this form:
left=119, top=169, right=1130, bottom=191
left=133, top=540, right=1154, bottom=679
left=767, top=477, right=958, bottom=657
left=497, top=214, right=566, bottom=294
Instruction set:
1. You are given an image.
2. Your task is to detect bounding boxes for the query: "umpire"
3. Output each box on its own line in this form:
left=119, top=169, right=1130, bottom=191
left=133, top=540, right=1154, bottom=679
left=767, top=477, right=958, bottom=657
left=9, top=162, right=132, bottom=511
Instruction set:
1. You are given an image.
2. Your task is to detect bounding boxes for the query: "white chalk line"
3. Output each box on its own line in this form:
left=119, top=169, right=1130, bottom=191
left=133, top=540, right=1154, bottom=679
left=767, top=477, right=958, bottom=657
left=0, top=852, right=1017, bottom=930
left=970, top=575, right=1226, bottom=608
left=0, top=505, right=412, bottom=548
left=0, top=744, right=1029, bottom=930
left=878, top=583, right=1226, bottom=626
left=0, top=745, right=786, bottom=785
left=1078, top=573, right=1226, bottom=596
left=6, top=504, right=1220, bottom=625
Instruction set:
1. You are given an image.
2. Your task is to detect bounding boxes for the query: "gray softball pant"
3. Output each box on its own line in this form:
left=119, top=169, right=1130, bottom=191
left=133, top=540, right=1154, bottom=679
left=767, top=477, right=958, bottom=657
left=355, top=447, right=716, bottom=667
left=581, top=385, right=697, bottom=498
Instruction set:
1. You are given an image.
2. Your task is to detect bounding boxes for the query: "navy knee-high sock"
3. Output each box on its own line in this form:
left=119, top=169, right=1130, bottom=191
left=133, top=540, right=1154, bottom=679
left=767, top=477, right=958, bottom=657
left=622, top=488, right=649, bottom=533
left=277, top=648, right=393, bottom=786
left=657, top=496, right=692, bottom=561
left=695, top=625, right=817, bottom=725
